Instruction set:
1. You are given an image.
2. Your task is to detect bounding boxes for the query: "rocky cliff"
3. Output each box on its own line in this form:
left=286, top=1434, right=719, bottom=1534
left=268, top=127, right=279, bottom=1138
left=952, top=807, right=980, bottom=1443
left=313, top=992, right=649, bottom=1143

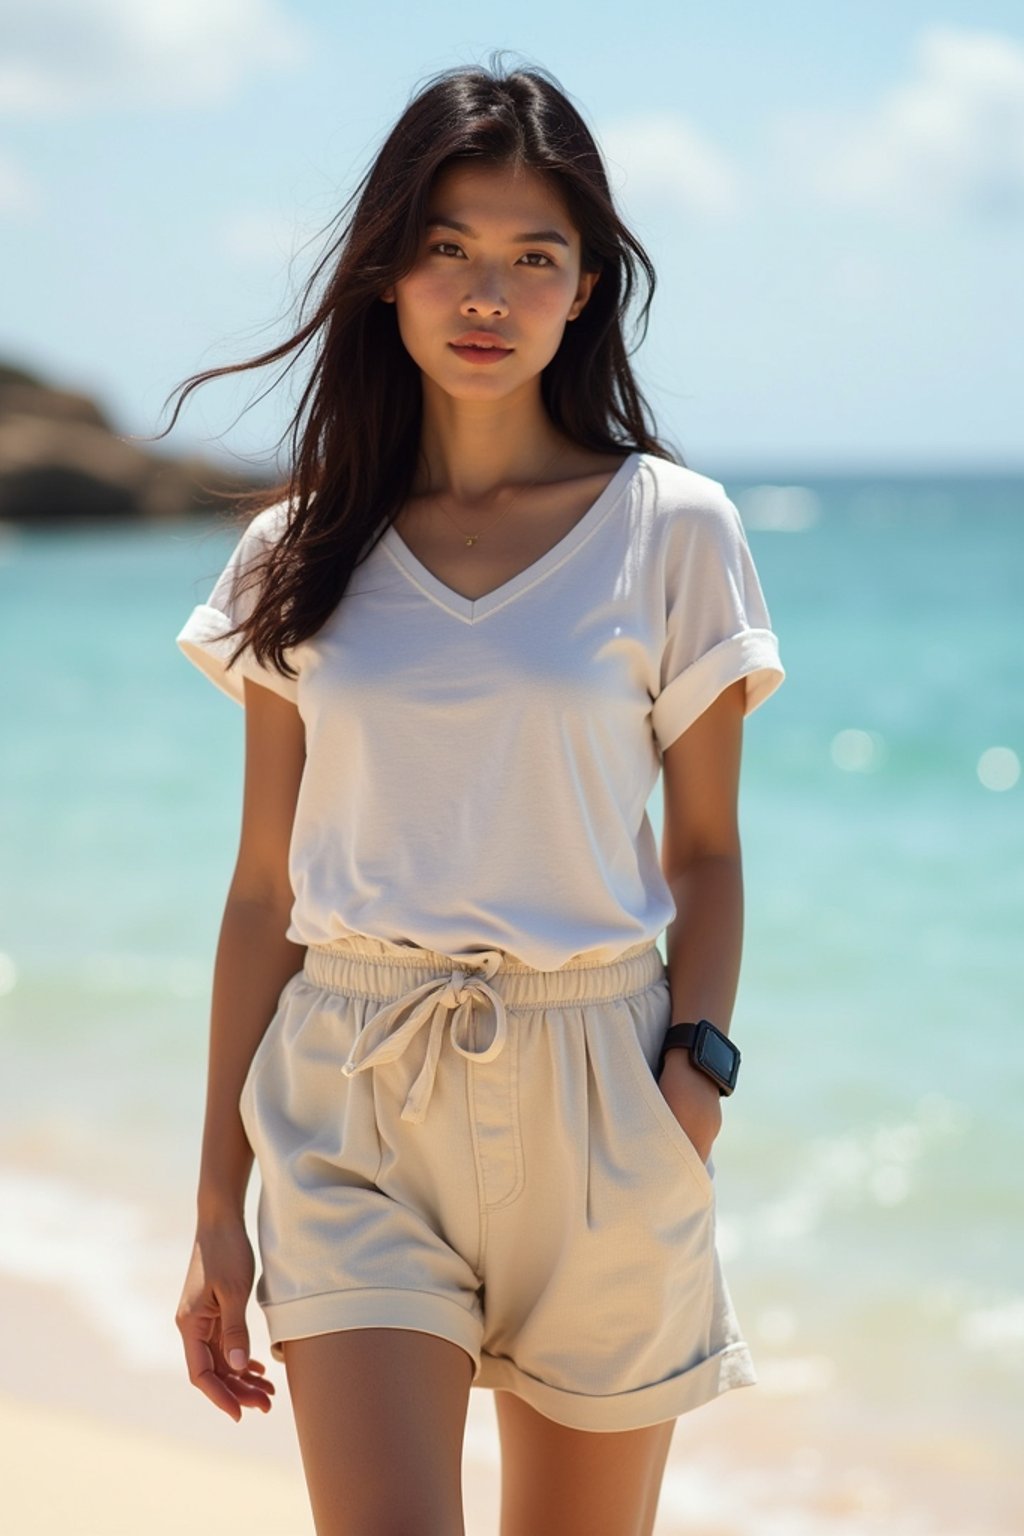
left=0, top=360, right=276, bottom=522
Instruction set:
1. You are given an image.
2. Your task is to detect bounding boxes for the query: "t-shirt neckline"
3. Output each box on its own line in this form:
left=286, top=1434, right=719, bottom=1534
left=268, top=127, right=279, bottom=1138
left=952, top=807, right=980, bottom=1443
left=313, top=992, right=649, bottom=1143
left=380, top=450, right=643, bottom=623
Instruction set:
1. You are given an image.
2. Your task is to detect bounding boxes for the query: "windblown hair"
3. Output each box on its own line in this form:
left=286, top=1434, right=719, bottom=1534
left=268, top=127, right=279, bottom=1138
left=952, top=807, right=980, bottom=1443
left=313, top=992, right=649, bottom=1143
left=150, top=50, right=685, bottom=691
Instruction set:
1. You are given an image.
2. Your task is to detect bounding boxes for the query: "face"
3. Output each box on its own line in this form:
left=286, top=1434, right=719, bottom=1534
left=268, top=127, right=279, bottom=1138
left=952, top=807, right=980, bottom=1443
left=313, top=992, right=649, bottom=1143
left=380, top=161, right=599, bottom=397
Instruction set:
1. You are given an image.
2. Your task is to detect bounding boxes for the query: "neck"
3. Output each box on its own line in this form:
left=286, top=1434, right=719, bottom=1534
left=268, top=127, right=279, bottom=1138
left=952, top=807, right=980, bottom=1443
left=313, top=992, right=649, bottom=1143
left=414, top=391, right=571, bottom=504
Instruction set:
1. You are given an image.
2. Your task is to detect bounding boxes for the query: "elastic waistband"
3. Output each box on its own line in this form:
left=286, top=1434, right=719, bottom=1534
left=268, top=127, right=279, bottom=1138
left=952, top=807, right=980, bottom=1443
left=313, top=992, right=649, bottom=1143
left=303, top=934, right=665, bottom=1010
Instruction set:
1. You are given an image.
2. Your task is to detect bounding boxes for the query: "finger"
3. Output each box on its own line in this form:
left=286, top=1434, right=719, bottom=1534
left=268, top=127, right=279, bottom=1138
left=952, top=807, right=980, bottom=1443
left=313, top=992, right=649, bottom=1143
left=217, top=1307, right=251, bottom=1377
left=243, top=1371, right=275, bottom=1395
left=225, top=1355, right=276, bottom=1396
left=218, top=1345, right=276, bottom=1407
left=223, top=1358, right=275, bottom=1411
left=195, top=1363, right=247, bottom=1419
left=231, top=1373, right=275, bottom=1413
left=208, top=1345, right=270, bottom=1382
left=239, top=1365, right=275, bottom=1392
left=181, top=1329, right=242, bottom=1421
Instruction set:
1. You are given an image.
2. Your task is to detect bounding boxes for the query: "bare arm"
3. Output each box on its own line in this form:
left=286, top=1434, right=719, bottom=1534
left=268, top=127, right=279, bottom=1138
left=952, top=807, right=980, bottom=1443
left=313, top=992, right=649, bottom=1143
left=177, top=674, right=306, bottom=1419
left=196, top=674, right=308, bottom=1226
left=660, top=677, right=746, bottom=1036
left=657, top=677, right=747, bottom=1160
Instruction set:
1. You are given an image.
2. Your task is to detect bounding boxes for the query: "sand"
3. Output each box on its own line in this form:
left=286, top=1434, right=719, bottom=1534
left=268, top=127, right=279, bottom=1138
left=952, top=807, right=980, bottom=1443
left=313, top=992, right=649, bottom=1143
left=0, top=1390, right=315, bottom=1535
left=1, top=1254, right=1018, bottom=1536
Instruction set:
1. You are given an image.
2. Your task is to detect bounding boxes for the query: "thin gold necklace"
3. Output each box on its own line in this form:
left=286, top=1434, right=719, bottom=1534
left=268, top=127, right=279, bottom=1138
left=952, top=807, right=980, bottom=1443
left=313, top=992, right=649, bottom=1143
left=427, top=441, right=568, bottom=547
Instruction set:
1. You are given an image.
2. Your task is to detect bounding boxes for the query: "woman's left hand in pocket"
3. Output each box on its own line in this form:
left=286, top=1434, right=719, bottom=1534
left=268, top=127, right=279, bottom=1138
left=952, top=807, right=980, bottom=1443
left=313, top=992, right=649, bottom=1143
left=657, top=1049, right=723, bottom=1164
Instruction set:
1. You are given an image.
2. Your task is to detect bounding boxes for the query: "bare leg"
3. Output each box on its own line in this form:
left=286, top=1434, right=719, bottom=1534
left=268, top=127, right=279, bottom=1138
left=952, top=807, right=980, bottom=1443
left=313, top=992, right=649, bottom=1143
left=495, top=1389, right=677, bottom=1536
left=281, top=1326, right=474, bottom=1536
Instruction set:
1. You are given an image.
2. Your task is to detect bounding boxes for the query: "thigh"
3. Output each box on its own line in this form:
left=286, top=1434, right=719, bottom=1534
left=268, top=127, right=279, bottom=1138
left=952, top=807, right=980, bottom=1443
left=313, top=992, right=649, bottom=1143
left=495, top=1390, right=676, bottom=1536
left=282, top=1327, right=474, bottom=1536
left=479, top=981, right=723, bottom=1429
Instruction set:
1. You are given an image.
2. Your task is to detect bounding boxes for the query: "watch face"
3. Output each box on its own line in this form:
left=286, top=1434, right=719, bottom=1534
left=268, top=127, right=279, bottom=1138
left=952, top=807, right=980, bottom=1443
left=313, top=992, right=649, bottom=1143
left=697, top=1025, right=738, bottom=1085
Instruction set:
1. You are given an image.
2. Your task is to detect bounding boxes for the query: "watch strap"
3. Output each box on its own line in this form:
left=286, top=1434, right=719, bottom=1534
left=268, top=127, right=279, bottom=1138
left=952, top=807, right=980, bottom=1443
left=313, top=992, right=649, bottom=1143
left=657, top=1023, right=700, bottom=1079
left=657, top=1019, right=738, bottom=1095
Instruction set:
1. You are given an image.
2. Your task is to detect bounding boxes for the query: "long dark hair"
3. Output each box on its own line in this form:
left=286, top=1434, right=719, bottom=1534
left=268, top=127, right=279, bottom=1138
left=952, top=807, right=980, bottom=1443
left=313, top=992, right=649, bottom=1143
left=151, top=51, right=685, bottom=691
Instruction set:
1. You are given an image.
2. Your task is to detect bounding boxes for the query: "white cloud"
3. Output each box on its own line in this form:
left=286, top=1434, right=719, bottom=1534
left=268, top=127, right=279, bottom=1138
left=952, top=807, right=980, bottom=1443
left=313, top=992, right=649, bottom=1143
left=0, top=148, right=42, bottom=217
left=598, top=112, right=742, bottom=222
left=774, top=26, right=1024, bottom=223
left=0, top=0, right=308, bottom=115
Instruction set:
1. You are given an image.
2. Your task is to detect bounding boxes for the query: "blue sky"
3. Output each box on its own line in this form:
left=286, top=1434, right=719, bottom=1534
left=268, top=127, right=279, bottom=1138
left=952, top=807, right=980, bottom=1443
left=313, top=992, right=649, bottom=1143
left=1, top=1, right=1021, bottom=473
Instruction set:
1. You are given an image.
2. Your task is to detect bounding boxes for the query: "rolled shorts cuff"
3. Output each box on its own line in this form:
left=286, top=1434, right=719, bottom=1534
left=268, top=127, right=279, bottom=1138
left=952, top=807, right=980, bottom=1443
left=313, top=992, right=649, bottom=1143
left=475, top=1341, right=758, bottom=1433
left=261, top=1286, right=484, bottom=1374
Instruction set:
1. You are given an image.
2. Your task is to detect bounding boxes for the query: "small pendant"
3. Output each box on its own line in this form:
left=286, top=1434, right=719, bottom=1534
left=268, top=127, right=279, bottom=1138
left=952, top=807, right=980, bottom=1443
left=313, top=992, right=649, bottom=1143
left=465, top=535, right=478, bottom=547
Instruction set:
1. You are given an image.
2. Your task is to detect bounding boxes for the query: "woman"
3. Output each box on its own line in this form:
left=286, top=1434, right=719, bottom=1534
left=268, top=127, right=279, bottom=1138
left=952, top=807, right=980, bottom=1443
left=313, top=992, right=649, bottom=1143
left=169, top=54, right=785, bottom=1536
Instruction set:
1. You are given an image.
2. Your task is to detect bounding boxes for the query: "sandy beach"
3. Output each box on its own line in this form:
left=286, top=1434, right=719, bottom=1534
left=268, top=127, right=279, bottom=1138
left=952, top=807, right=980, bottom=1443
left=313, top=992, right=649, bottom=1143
left=0, top=1390, right=313, bottom=1536
left=3, top=1247, right=1019, bottom=1536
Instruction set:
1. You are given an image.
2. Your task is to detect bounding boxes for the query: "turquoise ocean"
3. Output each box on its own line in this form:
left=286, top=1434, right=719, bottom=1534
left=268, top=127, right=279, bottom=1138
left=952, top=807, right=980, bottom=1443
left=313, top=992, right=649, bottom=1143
left=1, top=474, right=1021, bottom=1532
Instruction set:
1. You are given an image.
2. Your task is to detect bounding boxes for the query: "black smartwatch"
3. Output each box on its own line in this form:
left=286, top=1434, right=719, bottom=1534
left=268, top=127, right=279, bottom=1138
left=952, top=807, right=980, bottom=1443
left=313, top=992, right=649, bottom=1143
left=657, top=1019, right=740, bottom=1095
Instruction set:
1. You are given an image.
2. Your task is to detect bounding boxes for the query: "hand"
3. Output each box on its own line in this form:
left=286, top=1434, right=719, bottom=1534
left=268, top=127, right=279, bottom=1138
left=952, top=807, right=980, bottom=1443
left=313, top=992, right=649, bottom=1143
left=657, top=1049, right=723, bottom=1165
left=175, top=1220, right=276, bottom=1421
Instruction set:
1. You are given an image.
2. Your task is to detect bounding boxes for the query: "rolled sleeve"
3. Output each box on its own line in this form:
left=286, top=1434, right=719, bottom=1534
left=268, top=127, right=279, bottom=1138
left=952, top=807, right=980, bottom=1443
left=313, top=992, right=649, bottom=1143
left=651, top=489, right=785, bottom=753
left=175, top=501, right=299, bottom=707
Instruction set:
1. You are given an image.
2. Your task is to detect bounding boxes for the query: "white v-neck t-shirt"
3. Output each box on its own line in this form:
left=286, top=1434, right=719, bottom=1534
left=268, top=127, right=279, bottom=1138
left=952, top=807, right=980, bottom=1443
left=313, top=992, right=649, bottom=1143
left=177, top=451, right=785, bottom=969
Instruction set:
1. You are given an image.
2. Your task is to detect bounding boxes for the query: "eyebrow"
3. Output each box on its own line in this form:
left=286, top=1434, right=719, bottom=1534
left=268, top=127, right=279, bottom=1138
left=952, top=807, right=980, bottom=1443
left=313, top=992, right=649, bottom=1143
left=425, top=216, right=570, bottom=248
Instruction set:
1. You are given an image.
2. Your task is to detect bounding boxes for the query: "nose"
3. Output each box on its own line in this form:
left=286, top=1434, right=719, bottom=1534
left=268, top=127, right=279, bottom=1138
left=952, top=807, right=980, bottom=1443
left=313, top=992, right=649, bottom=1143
left=460, top=280, right=508, bottom=317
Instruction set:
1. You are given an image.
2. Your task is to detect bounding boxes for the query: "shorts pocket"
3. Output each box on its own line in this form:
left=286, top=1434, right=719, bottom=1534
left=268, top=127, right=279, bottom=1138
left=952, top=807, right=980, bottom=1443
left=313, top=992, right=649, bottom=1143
left=618, top=1001, right=716, bottom=1203
left=239, top=967, right=306, bottom=1118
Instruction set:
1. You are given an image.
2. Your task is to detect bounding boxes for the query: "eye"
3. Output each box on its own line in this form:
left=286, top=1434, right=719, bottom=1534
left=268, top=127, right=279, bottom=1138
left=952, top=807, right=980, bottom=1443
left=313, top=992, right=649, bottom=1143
left=428, top=242, right=554, bottom=267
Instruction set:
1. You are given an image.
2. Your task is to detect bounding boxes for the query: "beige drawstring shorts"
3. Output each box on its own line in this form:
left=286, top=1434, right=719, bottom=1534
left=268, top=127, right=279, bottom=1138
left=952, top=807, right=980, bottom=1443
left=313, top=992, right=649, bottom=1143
left=239, top=933, right=757, bottom=1432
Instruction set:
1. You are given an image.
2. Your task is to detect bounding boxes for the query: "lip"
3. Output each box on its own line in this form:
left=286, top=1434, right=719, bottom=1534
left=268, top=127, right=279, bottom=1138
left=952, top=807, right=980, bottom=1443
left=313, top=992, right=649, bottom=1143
left=449, top=332, right=513, bottom=350
left=449, top=343, right=514, bottom=365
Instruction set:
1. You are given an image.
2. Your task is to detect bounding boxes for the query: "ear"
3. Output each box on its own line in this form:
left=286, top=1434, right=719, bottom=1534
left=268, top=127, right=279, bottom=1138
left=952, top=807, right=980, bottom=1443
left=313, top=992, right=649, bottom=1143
left=567, top=267, right=600, bottom=321
left=380, top=287, right=395, bottom=304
